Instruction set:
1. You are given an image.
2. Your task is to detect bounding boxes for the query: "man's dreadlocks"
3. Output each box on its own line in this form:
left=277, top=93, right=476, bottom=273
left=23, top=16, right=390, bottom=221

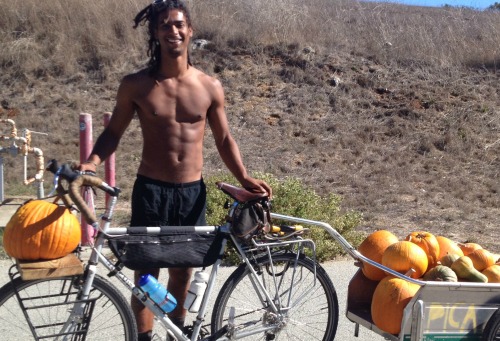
left=133, top=0, right=192, bottom=75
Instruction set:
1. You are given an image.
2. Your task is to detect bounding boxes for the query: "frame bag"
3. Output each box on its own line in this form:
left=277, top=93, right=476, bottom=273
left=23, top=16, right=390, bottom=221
left=108, top=228, right=224, bottom=270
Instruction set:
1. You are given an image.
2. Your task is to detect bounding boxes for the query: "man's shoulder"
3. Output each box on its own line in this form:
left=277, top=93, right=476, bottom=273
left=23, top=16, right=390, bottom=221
left=123, top=68, right=151, bottom=83
left=190, top=67, right=222, bottom=89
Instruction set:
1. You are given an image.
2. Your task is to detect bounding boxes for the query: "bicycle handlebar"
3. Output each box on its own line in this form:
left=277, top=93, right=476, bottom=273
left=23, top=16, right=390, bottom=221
left=46, top=159, right=120, bottom=225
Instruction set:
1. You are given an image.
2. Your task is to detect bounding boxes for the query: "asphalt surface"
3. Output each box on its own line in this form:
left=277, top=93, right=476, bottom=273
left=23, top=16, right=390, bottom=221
left=0, top=202, right=386, bottom=340
left=0, top=259, right=385, bottom=340
left=0, top=200, right=21, bottom=227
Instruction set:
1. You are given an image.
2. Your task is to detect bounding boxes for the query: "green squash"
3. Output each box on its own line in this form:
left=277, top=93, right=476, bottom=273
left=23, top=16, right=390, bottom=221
left=423, top=265, right=458, bottom=282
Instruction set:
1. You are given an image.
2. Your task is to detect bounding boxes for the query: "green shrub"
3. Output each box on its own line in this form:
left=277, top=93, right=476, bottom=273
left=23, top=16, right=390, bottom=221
left=205, top=172, right=363, bottom=262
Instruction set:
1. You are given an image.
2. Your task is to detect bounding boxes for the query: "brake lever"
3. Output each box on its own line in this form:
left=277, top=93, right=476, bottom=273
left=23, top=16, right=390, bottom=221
left=47, top=166, right=62, bottom=197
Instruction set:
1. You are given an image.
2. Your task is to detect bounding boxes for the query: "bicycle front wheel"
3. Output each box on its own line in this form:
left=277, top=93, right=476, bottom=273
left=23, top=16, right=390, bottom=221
left=211, top=252, right=339, bottom=340
left=0, top=273, right=137, bottom=340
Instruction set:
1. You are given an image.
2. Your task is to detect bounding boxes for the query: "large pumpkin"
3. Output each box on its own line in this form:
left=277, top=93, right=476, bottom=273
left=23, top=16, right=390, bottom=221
left=358, top=230, right=399, bottom=281
left=347, top=269, right=379, bottom=309
left=405, top=231, right=440, bottom=268
left=436, top=236, right=464, bottom=259
left=371, top=276, right=421, bottom=334
left=3, top=200, right=81, bottom=260
left=382, top=241, right=428, bottom=278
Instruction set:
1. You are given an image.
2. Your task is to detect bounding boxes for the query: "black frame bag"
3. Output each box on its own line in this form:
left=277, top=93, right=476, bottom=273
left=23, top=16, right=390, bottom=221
left=107, top=227, right=224, bottom=270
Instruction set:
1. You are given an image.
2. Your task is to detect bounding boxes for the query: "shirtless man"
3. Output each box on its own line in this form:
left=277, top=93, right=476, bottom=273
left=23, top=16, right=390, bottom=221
left=79, top=1, right=271, bottom=340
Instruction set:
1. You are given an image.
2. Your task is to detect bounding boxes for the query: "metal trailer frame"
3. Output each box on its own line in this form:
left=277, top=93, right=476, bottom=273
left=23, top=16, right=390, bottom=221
left=270, top=212, right=500, bottom=341
left=347, top=276, right=500, bottom=341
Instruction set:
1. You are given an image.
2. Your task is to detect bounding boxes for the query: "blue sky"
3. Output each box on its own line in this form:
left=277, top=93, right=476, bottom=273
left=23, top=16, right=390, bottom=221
left=373, top=0, right=495, bottom=9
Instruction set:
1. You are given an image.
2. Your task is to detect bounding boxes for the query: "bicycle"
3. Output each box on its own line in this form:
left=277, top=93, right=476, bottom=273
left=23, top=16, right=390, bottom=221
left=0, top=160, right=340, bottom=341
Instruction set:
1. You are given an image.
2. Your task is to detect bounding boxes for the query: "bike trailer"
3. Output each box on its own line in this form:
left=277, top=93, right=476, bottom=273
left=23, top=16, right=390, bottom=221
left=347, top=270, right=500, bottom=341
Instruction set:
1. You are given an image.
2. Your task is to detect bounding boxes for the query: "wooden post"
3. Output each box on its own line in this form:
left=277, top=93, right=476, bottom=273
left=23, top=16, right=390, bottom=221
left=79, top=113, right=94, bottom=245
left=103, top=112, right=116, bottom=207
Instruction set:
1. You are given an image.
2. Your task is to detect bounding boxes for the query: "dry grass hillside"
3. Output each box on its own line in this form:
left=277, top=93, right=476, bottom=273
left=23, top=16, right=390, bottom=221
left=1, top=0, right=499, bottom=252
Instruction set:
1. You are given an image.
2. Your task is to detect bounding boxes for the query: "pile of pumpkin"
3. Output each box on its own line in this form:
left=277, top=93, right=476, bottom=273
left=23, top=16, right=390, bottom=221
left=355, top=230, right=500, bottom=335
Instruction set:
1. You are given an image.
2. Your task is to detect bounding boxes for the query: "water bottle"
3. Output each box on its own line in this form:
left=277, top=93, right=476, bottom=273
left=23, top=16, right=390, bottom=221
left=139, top=274, right=177, bottom=313
left=183, top=270, right=209, bottom=313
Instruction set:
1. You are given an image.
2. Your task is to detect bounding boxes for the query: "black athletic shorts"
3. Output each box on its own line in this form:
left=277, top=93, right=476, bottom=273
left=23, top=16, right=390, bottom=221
left=130, top=175, right=207, bottom=227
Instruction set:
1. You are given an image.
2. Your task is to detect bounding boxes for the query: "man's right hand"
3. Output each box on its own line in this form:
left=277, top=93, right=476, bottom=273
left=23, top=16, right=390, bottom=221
left=240, top=177, right=273, bottom=199
left=78, top=160, right=98, bottom=173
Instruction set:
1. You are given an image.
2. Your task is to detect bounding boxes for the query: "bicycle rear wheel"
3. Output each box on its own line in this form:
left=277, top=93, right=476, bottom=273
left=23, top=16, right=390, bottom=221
left=0, top=273, right=137, bottom=340
left=211, top=252, right=339, bottom=340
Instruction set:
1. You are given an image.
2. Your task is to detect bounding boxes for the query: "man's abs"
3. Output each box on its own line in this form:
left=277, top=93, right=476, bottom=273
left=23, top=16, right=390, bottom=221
left=138, top=146, right=204, bottom=183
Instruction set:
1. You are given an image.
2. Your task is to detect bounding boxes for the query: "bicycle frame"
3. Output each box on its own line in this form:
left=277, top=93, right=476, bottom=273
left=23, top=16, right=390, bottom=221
left=0, top=162, right=330, bottom=341
left=60, top=187, right=317, bottom=341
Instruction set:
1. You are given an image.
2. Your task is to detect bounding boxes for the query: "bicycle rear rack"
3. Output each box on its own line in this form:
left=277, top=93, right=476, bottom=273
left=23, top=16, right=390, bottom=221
left=8, top=266, right=97, bottom=340
left=246, top=233, right=317, bottom=264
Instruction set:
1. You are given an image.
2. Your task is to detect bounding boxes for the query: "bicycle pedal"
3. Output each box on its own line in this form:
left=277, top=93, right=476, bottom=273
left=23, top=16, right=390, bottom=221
left=228, top=306, right=235, bottom=327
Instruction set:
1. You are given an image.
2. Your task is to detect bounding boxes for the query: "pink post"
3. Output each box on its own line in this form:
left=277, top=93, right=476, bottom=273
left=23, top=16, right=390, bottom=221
left=79, top=113, right=94, bottom=245
left=103, top=112, right=116, bottom=207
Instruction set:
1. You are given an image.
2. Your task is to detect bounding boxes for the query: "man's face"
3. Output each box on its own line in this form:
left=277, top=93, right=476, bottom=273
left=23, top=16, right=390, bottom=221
left=155, top=9, right=193, bottom=56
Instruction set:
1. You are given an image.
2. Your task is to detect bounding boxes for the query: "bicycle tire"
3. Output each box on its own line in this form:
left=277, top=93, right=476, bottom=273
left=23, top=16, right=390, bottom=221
left=0, top=273, right=137, bottom=340
left=483, top=308, right=500, bottom=341
left=211, top=252, right=339, bottom=340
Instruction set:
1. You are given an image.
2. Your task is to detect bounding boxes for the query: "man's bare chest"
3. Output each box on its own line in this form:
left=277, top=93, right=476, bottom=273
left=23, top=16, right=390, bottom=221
left=137, top=82, right=210, bottom=123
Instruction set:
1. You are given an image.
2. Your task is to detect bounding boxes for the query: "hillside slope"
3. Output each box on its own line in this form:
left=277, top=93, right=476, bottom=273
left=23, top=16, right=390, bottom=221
left=1, top=43, right=499, bottom=251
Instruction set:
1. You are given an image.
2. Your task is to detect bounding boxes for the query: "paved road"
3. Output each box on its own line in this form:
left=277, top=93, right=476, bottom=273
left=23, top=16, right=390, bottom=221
left=0, top=201, right=21, bottom=227
left=0, top=256, right=385, bottom=341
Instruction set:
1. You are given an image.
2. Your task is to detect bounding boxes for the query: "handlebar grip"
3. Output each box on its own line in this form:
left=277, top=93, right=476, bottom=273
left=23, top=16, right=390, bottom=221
left=69, top=176, right=98, bottom=225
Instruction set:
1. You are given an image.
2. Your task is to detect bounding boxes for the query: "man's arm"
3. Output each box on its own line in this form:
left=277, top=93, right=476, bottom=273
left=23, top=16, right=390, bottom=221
left=207, top=78, right=272, bottom=197
left=80, top=76, right=136, bottom=170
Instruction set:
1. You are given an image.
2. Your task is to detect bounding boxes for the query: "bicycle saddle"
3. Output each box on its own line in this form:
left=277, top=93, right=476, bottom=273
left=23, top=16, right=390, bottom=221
left=216, top=182, right=268, bottom=203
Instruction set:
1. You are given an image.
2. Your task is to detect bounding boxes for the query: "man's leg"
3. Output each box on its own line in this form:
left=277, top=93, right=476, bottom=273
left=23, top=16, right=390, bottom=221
left=133, top=268, right=160, bottom=341
left=167, top=267, right=193, bottom=329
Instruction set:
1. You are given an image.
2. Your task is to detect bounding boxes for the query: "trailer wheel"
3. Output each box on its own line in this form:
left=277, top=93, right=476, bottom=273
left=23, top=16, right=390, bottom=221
left=483, top=309, right=500, bottom=341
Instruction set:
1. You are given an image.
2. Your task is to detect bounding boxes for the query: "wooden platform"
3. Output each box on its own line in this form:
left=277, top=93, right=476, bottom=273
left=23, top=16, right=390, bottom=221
left=16, top=253, right=84, bottom=280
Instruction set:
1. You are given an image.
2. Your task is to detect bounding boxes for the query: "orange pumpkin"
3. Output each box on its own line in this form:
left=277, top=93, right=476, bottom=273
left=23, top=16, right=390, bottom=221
left=358, top=230, right=399, bottom=281
left=405, top=231, right=440, bottom=268
left=347, top=269, right=379, bottom=309
left=3, top=200, right=81, bottom=260
left=436, top=236, right=464, bottom=259
left=371, top=276, right=421, bottom=334
left=382, top=241, right=428, bottom=279
left=482, top=264, right=500, bottom=283
left=458, top=242, right=483, bottom=256
left=468, top=249, right=496, bottom=271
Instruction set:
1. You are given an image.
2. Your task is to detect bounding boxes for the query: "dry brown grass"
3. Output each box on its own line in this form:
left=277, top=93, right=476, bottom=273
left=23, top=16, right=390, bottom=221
left=1, top=0, right=499, bottom=252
